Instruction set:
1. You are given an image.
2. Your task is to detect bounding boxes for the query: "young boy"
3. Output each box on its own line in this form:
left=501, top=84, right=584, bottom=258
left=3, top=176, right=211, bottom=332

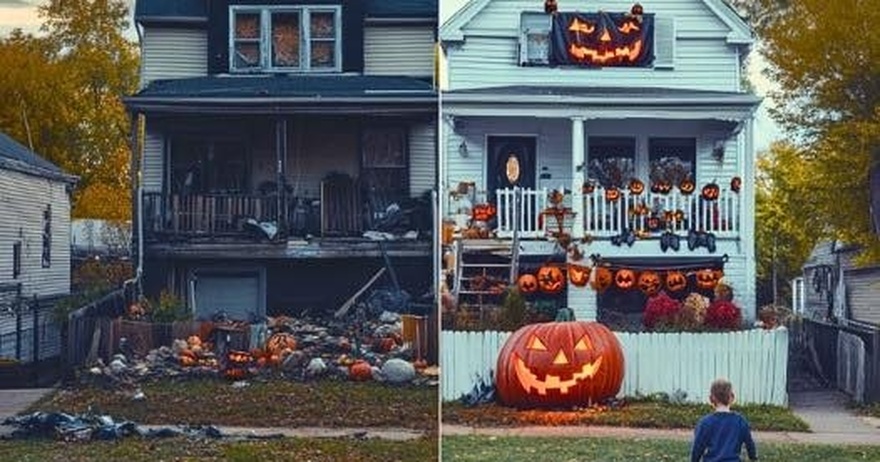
left=691, top=378, right=758, bottom=462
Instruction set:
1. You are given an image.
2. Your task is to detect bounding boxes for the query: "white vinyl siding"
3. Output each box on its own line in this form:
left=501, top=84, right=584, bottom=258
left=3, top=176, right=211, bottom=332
left=141, top=28, right=207, bottom=85
left=408, top=120, right=437, bottom=197
left=0, top=168, right=70, bottom=299
left=446, top=0, right=741, bottom=92
left=142, top=129, right=164, bottom=193
left=845, top=270, right=880, bottom=326
left=365, top=26, right=435, bottom=77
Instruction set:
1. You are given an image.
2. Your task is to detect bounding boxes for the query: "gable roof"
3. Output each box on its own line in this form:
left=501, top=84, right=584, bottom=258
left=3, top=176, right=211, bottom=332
left=134, top=1, right=437, bottom=24
left=0, top=132, right=77, bottom=183
left=441, top=0, right=752, bottom=44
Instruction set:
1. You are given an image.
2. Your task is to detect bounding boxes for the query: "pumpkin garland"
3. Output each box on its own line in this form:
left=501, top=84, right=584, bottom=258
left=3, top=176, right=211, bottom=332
left=568, top=264, right=591, bottom=287
left=537, top=265, right=566, bottom=294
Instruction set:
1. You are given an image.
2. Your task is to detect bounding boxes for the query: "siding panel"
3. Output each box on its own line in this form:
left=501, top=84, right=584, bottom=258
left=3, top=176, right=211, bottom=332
left=846, top=271, right=880, bottom=325
left=141, top=28, right=208, bottom=85
left=409, top=120, right=437, bottom=197
left=142, top=129, right=164, bottom=193
left=365, top=26, right=435, bottom=77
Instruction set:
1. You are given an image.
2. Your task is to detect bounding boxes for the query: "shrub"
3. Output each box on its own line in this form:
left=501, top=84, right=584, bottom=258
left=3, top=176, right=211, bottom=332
left=678, top=293, right=710, bottom=330
left=643, top=292, right=682, bottom=330
left=705, top=300, right=743, bottom=329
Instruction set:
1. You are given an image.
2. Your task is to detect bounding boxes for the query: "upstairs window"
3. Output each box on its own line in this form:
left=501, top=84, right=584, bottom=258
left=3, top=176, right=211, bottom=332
left=230, top=5, right=341, bottom=72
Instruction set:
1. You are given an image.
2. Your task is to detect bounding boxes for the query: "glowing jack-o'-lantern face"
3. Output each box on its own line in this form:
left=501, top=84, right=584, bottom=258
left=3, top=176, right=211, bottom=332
left=591, top=266, right=613, bottom=292
left=566, top=13, right=648, bottom=66
left=615, top=269, right=637, bottom=290
left=568, top=264, right=591, bottom=287
left=518, top=273, right=539, bottom=294
left=496, top=320, right=625, bottom=407
left=537, top=265, right=565, bottom=294
left=665, top=270, right=688, bottom=293
left=638, top=271, right=661, bottom=296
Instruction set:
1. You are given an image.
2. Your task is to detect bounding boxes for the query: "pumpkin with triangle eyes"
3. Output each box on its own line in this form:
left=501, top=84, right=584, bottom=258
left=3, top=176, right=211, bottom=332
left=637, top=271, right=661, bottom=296
left=518, top=274, right=539, bottom=294
left=679, top=179, right=696, bottom=195
left=615, top=269, right=637, bottom=290
left=665, top=270, right=688, bottom=293
left=496, top=314, right=625, bottom=408
left=568, top=264, right=591, bottom=287
left=629, top=178, right=645, bottom=195
left=537, top=265, right=565, bottom=294
left=651, top=181, right=672, bottom=195
left=564, top=12, right=649, bottom=66
left=591, top=266, right=613, bottom=292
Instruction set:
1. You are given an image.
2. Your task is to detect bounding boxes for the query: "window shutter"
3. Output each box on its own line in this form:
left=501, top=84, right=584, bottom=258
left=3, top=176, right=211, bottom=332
left=654, top=17, right=676, bottom=69
left=519, top=13, right=551, bottom=66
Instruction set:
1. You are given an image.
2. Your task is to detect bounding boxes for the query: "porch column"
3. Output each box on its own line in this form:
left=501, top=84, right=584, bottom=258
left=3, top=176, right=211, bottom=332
left=742, top=115, right=757, bottom=321
left=571, top=116, right=585, bottom=239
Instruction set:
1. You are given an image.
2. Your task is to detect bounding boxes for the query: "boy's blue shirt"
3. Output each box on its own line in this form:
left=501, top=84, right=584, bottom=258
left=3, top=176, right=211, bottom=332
left=691, top=411, right=757, bottom=462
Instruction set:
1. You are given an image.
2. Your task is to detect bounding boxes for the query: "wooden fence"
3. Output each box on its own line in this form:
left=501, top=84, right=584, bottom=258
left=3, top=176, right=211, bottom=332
left=66, top=281, right=137, bottom=370
left=441, top=328, right=789, bottom=405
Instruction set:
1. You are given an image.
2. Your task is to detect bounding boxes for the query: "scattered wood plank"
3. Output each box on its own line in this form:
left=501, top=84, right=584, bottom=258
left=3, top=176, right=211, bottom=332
left=334, top=267, right=387, bottom=318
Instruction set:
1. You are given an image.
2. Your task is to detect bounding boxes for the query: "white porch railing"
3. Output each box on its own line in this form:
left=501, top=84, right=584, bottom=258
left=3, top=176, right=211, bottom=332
left=441, top=328, right=788, bottom=405
left=495, top=187, right=548, bottom=238
left=584, top=187, right=740, bottom=238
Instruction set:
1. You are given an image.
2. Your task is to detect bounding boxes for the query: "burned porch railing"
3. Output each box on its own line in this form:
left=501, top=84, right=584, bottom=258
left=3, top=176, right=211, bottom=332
left=142, top=193, right=282, bottom=238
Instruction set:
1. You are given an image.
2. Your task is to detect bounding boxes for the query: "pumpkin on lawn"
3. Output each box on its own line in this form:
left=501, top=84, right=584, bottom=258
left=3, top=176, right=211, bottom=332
left=495, top=313, right=625, bottom=408
left=568, top=264, right=591, bottom=287
left=266, top=333, right=297, bottom=355
left=537, top=265, right=565, bottom=294
left=350, top=360, right=373, bottom=381
left=518, top=273, right=539, bottom=294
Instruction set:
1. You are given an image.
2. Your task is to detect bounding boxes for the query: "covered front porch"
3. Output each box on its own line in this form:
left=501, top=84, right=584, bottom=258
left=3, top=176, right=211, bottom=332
left=442, top=86, right=759, bottom=254
left=126, top=75, right=437, bottom=246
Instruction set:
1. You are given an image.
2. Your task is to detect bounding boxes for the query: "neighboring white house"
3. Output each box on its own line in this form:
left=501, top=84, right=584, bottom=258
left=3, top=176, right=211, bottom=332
left=0, top=131, right=77, bottom=361
left=440, top=0, right=761, bottom=324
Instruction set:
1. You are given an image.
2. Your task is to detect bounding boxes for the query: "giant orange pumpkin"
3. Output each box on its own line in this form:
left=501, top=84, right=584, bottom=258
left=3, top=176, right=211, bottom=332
left=591, top=267, right=613, bottom=292
left=615, top=269, right=637, bottom=290
left=518, top=273, right=539, bottom=294
left=537, top=266, right=565, bottom=294
left=568, top=264, right=591, bottom=287
left=495, top=317, right=625, bottom=408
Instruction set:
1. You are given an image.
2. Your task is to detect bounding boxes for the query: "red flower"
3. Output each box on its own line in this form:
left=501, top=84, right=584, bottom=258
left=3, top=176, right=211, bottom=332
left=705, top=300, right=742, bottom=329
left=643, top=292, right=682, bottom=330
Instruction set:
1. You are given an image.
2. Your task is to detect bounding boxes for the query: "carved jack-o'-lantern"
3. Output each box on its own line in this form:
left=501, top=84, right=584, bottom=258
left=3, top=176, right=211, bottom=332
left=605, top=187, right=621, bottom=202
left=591, top=267, right=613, bottom=292
left=537, top=265, right=565, bottom=294
left=665, top=271, right=688, bottom=293
left=495, top=317, right=625, bottom=407
left=472, top=203, right=497, bottom=222
left=695, top=269, right=719, bottom=290
left=629, top=178, right=645, bottom=195
left=646, top=216, right=662, bottom=232
left=679, top=178, right=696, bottom=195
left=638, top=271, right=661, bottom=296
left=615, top=269, right=637, bottom=290
left=582, top=181, right=596, bottom=195
left=565, top=13, right=649, bottom=66
left=568, top=264, right=591, bottom=287
left=651, top=181, right=672, bottom=195
left=701, top=182, right=720, bottom=201
left=518, top=274, right=539, bottom=294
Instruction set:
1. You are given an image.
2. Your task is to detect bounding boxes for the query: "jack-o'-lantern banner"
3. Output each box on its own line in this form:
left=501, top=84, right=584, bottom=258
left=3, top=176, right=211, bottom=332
left=550, top=12, right=654, bottom=67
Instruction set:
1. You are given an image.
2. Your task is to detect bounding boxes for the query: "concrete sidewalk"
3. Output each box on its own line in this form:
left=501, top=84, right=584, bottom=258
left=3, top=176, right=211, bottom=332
left=0, top=388, right=55, bottom=437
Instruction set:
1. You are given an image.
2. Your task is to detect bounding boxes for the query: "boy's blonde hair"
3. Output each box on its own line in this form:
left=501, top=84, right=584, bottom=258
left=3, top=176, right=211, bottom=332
left=710, top=378, right=734, bottom=406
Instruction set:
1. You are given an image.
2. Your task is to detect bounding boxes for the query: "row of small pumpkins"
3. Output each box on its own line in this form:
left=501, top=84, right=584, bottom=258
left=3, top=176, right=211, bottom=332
left=517, top=265, right=724, bottom=296
left=584, top=177, right=741, bottom=202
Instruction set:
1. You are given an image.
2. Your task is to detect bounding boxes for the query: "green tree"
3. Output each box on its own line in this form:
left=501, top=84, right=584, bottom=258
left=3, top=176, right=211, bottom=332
left=755, top=142, right=822, bottom=305
left=0, top=0, right=138, bottom=220
left=733, top=0, right=880, bottom=264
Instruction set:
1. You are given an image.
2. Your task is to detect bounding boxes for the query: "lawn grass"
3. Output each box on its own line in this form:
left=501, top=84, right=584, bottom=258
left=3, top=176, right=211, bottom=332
left=28, top=378, right=438, bottom=430
left=443, top=399, right=809, bottom=432
left=855, top=402, right=880, bottom=419
left=442, top=436, right=880, bottom=462
left=0, top=436, right=436, bottom=462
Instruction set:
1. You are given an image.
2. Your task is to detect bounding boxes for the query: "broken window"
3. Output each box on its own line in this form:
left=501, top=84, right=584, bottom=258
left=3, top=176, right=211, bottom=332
left=42, top=205, right=51, bottom=268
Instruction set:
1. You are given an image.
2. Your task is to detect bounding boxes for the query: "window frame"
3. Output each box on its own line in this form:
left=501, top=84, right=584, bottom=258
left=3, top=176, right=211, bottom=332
left=41, top=204, right=51, bottom=268
left=229, top=5, right=342, bottom=73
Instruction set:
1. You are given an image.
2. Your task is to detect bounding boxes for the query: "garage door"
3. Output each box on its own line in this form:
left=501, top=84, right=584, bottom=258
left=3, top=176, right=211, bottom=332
left=193, top=273, right=261, bottom=322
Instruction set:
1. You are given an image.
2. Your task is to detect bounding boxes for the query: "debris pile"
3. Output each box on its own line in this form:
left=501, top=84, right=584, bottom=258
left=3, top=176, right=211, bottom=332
left=2, top=411, right=223, bottom=441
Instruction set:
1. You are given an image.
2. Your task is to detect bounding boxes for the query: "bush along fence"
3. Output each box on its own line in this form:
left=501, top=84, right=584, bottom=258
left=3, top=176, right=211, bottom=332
left=441, top=328, right=789, bottom=405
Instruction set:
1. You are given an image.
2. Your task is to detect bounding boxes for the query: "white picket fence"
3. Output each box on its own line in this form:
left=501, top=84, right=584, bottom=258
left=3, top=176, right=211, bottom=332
left=441, top=328, right=788, bottom=405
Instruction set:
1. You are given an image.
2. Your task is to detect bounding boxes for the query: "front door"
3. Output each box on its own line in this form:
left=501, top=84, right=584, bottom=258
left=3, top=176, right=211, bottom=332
left=486, top=136, right=536, bottom=201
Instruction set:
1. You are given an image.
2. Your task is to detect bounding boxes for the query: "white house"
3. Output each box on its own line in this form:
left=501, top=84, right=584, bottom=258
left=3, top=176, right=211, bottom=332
left=0, top=132, right=77, bottom=362
left=440, top=0, right=761, bottom=325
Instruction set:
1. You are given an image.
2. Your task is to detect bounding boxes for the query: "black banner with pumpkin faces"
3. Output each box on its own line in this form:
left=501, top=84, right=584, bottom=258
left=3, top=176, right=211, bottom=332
left=550, top=12, right=654, bottom=67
